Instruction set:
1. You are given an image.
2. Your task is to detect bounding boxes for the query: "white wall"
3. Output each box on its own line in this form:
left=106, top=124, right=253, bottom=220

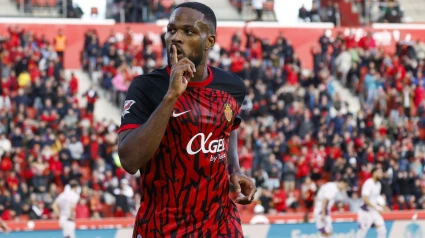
left=274, top=0, right=313, bottom=24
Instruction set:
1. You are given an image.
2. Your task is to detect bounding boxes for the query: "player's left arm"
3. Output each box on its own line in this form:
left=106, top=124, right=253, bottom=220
left=227, top=72, right=256, bottom=204
left=228, top=130, right=257, bottom=205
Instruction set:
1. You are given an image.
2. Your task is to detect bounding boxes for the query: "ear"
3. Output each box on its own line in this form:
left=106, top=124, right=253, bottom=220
left=206, top=34, right=216, bottom=51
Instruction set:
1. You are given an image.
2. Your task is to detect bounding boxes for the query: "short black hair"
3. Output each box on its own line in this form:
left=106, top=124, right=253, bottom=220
left=338, top=178, right=348, bottom=184
left=69, top=180, right=79, bottom=188
left=371, top=167, right=380, bottom=175
left=173, top=2, right=217, bottom=34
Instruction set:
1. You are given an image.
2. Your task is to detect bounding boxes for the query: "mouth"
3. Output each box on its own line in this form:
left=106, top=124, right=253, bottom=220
left=170, top=45, right=184, bottom=57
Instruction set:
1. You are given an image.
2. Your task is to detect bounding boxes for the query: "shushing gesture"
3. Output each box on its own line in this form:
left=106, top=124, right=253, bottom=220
left=167, top=45, right=196, bottom=98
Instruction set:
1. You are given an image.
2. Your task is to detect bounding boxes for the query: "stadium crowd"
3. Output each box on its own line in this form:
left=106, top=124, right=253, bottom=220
left=298, top=0, right=403, bottom=25
left=357, top=0, right=404, bottom=23
left=0, top=26, right=138, bottom=221
left=2, top=19, right=425, bottom=222
left=79, top=23, right=425, bottom=217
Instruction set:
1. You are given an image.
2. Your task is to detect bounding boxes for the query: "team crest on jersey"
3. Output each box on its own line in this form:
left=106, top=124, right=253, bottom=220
left=122, top=100, right=135, bottom=118
left=224, top=103, right=232, bottom=122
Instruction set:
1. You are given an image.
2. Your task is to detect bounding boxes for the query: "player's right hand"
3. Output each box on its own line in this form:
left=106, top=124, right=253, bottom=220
left=167, top=45, right=196, bottom=99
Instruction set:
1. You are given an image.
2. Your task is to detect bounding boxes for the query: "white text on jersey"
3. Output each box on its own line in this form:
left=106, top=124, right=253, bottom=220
left=186, top=132, right=225, bottom=155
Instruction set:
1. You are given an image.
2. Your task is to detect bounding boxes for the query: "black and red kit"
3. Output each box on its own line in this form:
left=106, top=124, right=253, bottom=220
left=119, top=65, right=246, bottom=238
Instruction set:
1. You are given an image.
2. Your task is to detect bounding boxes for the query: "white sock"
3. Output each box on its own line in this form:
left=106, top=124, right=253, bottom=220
left=377, top=226, right=387, bottom=238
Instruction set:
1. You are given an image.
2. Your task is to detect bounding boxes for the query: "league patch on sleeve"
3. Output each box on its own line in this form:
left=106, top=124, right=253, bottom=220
left=122, top=100, right=136, bottom=118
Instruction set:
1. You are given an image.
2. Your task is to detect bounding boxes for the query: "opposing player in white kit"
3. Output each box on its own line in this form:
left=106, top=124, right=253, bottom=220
left=356, top=167, right=387, bottom=238
left=313, top=178, right=348, bottom=237
left=52, top=180, right=80, bottom=238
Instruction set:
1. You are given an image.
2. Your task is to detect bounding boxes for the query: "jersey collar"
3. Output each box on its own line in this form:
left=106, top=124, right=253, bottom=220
left=165, top=65, right=213, bottom=87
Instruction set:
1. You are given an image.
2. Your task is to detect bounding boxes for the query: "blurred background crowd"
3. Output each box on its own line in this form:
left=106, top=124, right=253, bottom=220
left=1, top=0, right=424, bottom=223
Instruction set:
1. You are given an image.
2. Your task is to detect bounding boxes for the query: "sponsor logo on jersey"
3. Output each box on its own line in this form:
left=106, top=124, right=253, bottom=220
left=186, top=132, right=225, bottom=155
left=172, top=110, right=191, bottom=118
left=224, top=103, right=233, bottom=122
left=122, top=100, right=135, bottom=118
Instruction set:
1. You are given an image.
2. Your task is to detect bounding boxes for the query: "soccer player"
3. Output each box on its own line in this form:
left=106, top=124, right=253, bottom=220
left=117, top=2, right=257, bottom=237
left=356, top=167, right=387, bottom=238
left=52, top=180, right=80, bottom=238
left=313, top=178, right=348, bottom=238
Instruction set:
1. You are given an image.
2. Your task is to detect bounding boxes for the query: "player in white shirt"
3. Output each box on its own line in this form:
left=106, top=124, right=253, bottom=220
left=52, top=180, right=80, bottom=238
left=356, top=167, right=388, bottom=238
left=313, top=178, right=348, bottom=238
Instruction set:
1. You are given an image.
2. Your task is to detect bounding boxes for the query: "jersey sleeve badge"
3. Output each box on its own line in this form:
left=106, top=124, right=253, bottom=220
left=122, top=100, right=136, bottom=118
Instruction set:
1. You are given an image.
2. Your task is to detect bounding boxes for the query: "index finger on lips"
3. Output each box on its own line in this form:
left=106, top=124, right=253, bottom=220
left=172, top=45, right=178, bottom=66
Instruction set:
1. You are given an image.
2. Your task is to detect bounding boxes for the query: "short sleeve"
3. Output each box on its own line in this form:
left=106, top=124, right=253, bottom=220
left=361, top=181, right=371, bottom=197
left=119, top=77, right=154, bottom=133
left=231, top=75, right=246, bottom=131
left=324, top=185, right=338, bottom=199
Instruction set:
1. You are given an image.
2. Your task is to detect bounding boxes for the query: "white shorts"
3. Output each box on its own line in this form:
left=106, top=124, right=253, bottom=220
left=315, top=214, right=333, bottom=234
left=59, top=219, right=76, bottom=238
left=357, top=209, right=385, bottom=230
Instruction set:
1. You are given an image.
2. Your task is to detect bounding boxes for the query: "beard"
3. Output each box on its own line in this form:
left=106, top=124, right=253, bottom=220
left=167, top=50, right=203, bottom=69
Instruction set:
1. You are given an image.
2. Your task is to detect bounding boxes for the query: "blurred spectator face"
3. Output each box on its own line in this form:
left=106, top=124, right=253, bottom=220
left=80, top=199, right=87, bottom=206
left=64, top=166, right=70, bottom=175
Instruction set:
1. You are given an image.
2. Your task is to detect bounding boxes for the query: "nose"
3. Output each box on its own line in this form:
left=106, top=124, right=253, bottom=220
left=171, top=31, right=183, bottom=44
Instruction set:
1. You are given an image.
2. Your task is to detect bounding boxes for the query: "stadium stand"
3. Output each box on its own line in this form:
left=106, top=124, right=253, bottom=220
left=1, top=6, right=425, bottom=224
left=77, top=22, right=425, bottom=217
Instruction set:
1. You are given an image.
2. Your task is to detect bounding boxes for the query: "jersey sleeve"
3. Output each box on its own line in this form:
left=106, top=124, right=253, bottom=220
left=119, top=77, right=154, bottom=133
left=324, top=184, right=338, bottom=200
left=361, top=180, right=372, bottom=197
left=231, top=74, right=246, bottom=131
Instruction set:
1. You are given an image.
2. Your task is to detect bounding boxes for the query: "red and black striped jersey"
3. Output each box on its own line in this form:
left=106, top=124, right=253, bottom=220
left=119, top=65, right=246, bottom=238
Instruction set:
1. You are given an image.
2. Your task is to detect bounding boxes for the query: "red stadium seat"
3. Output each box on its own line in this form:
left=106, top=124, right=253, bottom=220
left=19, top=214, right=29, bottom=221
left=36, top=0, right=47, bottom=7
left=101, top=204, right=114, bottom=217
left=263, top=1, right=274, bottom=11
left=47, top=0, right=56, bottom=7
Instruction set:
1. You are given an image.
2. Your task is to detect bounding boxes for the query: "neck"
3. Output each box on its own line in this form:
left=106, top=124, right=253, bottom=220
left=373, top=177, right=378, bottom=182
left=191, top=64, right=209, bottom=82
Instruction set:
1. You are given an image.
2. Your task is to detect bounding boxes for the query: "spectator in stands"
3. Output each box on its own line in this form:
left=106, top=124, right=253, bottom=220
left=298, top=4, right=309, bottom=22
left=53, top=29, right=66, bottom=64
left=252, top=0, right=265, bottom=21
left=382, top=0, right=402, bottom=23
left=271, top=188, right=286, bottom=213
left=325, top=2, right=340, bottom=26
left=309, top=2, right=321, bottom=22
left=301, top=177, right=317, bottom=212
left=348, top=193, right=362, bottom=212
